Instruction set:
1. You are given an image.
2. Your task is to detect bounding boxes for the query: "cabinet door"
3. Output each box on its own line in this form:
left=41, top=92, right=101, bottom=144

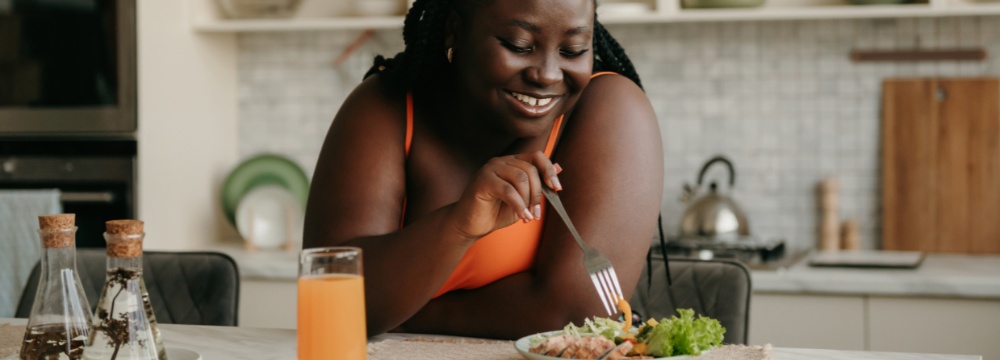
left=749, top=293, right=866, bottom=350
left=868, top=297, right=1000, bottom=359
left=882, top=78, right=1000, bottom=253
left=239, top=279, right=297, bottom=329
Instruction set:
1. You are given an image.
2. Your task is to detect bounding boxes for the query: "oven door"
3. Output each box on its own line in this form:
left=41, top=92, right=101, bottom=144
left=0, top=139, right=136, bottom=248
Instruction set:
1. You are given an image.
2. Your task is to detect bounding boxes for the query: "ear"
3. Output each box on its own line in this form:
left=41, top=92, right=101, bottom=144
left=444, top=8, right=459, bottom=50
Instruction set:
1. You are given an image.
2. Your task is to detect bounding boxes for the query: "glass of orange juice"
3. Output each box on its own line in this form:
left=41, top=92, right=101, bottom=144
left=298, top=247, right=367, bottom=360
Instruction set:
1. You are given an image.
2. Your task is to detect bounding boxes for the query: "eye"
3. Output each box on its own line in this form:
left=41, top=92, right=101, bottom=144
left=499, top=38, right=532, bottom=55
left=560, top=48, right=590, bottom=58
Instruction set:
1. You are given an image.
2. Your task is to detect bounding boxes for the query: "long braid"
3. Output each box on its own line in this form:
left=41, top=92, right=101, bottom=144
left=593, top=20, right=643, bottom=90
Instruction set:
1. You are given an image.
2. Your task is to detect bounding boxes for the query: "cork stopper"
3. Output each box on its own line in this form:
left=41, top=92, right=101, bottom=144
left=38, top=214, right=76, bottom=248
left=105, top=219, right=144, bottom=258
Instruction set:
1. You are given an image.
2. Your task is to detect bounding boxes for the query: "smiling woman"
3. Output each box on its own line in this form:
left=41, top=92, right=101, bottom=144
left=303, top=0, right=664, bottom=340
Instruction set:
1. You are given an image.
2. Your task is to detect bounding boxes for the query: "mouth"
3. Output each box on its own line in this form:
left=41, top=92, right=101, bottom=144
left=505, top=90, right=560, bottom=118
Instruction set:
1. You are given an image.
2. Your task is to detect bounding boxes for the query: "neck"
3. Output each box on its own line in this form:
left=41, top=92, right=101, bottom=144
left=418, top=80, right=520, bottom=162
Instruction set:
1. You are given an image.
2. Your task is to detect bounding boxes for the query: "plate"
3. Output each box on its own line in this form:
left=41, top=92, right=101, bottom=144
left=221, top=154, right=309, bottom=227
left=236, top=185, right=304, bottom=249
left=514, top=331, right=703, bottom=360
left=166, top=347, right=202, bottom=360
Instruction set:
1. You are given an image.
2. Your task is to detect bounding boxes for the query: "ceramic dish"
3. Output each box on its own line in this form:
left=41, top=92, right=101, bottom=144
left=681, top=0, right=765, bottom=8
left=514, top=331, right=710, bottom=360
left=166, top=347, right=202, bottom=360
left=236, top=185, right=304, bottom=249
left=221, top=154, right=309, bottom=227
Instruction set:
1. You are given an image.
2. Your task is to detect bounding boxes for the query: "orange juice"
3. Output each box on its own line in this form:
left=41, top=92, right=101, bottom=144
left=298, top=274, right=367, bottom=360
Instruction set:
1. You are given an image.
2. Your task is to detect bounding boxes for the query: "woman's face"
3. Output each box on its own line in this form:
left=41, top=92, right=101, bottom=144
left=451, top=0, right=595, bottom=138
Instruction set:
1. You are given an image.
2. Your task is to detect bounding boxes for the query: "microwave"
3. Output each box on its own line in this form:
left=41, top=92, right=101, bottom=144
left=0, top=0, right=136, bottom=135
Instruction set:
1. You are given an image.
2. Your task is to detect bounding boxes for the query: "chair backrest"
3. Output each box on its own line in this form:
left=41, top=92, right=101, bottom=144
left=16, top=250, right=240, bottom=326
left=629, top=255, right=751, bottom=345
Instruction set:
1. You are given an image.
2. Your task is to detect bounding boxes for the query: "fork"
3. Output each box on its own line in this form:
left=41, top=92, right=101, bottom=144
left=540, top=185, right=624, bottom=316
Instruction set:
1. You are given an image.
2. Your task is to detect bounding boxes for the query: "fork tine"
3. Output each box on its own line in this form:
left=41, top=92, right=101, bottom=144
left=607, top=267, right=624, bottom=301
left=590, top=273, right=613, bottom=315
left=596, top=271, right=618, bottom=315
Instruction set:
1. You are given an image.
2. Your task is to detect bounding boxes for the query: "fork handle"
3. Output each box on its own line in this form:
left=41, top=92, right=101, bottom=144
left=541, top=186, right=590, bottom=252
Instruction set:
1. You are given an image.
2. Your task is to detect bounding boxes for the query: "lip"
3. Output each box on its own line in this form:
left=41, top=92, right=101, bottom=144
left=504, top=90, right=560, bottom=118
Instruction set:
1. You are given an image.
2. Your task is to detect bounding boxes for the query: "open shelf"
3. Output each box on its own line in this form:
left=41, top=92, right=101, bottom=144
left=190, top=0, right=1000, bottom=33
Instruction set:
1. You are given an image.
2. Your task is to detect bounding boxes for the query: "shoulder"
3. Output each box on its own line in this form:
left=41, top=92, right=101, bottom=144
left=327, top=75, right=408, bottom=145
left=566, top=73, right=657, bottom=133
left=576, top=73, right=652, bottom=118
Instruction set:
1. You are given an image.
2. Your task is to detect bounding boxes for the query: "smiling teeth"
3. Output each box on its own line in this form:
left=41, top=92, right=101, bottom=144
left=513, top=92, right=552, bottom=107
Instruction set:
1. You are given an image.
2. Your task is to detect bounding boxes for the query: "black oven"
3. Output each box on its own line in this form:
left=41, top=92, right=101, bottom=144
left=0, top=138, right=135, bottom=248
left=0, top=0, right=136, bottom=134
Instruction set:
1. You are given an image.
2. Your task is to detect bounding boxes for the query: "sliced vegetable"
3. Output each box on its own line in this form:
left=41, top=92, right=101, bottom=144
left=616, top=296, right=632, bottom=332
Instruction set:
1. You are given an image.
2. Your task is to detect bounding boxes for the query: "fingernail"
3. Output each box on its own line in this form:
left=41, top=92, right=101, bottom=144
left=554, top=163, right=563, bottom=174
left=523, top=208, right=535, bottom=221
left=533, top=204, right=541, bottom=219
left=552, top=177, right=563, bottom=191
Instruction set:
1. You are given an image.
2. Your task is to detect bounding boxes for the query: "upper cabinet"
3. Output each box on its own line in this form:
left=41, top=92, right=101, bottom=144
left=190, top=0, right=1000, bottom=33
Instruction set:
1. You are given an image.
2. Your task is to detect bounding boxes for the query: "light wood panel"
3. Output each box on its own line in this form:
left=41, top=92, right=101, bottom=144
left=882, top=78, right=1000, bottom=253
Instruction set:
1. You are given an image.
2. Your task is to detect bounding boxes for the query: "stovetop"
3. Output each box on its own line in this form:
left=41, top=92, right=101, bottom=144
left=660, top=235, right=806, bottom=271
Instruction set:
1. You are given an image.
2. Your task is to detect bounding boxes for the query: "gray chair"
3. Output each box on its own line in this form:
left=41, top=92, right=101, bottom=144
left=629, top=254, right=751, bottom=345
left=17, top=250, right=240, bottom=326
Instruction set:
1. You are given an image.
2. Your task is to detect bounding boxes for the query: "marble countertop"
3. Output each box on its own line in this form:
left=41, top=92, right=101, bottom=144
left=751, top=253, right=1000, bottom=299
left=0, top=318, right=983, bottom=360
left=208, top=243, right=1000, bottom=299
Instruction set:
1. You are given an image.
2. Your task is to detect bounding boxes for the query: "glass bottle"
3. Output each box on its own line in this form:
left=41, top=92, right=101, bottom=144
left=20, top=213, right=92, bottom=360
left=83, top=220, right=167, bottom=360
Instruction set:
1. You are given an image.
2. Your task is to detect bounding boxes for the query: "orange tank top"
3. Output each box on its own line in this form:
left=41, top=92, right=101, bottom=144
left=404, top=72, right=617, bottom=297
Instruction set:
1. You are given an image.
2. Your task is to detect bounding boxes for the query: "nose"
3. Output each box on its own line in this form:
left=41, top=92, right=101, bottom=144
left=525, top=52, right=563, bottom=88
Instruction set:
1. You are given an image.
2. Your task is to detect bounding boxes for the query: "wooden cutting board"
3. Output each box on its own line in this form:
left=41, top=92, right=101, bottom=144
left=882, top=78, right=1000, bottom=254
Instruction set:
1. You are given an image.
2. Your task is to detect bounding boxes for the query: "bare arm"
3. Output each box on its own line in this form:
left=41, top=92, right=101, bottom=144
left=401, top=75, right=665, bottom=339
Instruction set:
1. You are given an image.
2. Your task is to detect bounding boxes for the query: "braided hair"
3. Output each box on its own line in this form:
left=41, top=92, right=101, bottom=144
left=365, top=0, right=643, bottom=91
left=365, top=0, right=670, bottom=289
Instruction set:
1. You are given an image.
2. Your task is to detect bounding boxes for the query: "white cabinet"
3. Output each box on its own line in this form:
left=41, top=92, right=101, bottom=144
left=239, top=279, right=297, bottom=329
left=750, top=293, right=1000, bottom=359
left=868, top=297, right=1000, bottom=360
left=749, top=293, right=866, bottom=350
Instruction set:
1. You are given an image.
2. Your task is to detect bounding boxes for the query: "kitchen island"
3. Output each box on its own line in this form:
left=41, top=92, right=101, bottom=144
left=211, top=244, right=1000, bottom=358
left=0, top=317, right=985, bottom=360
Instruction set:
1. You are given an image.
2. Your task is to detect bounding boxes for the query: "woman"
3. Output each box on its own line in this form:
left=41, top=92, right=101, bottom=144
left=303, top=0, right=663, bottom=339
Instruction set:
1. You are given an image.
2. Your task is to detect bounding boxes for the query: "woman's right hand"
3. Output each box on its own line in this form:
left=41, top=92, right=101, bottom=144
left=449, top=151, right=562, bottom=240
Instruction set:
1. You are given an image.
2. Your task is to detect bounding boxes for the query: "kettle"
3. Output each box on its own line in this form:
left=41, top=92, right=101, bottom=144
left=679, top=156, right=750, bottom=240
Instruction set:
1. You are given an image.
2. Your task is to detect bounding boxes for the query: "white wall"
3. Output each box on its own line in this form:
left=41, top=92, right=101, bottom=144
left=136, top=0, right=239, bottom=250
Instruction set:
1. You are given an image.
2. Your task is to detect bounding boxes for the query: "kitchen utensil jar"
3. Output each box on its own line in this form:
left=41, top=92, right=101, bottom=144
left=20, top=214, right=92, bottom=360
left=83, top=220, right=166, bottom=360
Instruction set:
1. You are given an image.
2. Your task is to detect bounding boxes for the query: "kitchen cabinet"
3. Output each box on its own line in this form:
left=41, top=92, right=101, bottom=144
left=750, top=293, right=1000, bottom=359
left=868, top=297, right=1000, bottom=358
left=749, top=293, right=867, bottom=351
left=189, top=0, right=1000, bottom=33
left=239, top=279, right=297, bottom=329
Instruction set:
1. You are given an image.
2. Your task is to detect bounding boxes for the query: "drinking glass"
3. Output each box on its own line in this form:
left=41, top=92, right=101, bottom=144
left=298, top=247, right=367, bottom=360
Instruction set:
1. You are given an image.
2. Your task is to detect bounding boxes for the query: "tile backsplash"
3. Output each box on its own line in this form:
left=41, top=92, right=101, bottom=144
left=238, top=17, right=1000, bottom=252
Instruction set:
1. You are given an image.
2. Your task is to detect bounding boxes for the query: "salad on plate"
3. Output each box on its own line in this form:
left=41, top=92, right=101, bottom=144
left=521, top=306, right=725, bottom=360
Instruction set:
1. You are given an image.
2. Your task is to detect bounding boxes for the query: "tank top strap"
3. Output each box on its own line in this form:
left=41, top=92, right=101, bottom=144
left=543, top=115, right=564, bottom=157
left=591, top=71, right=618, bottom=79
left=405, top=92, right=414, bottom=157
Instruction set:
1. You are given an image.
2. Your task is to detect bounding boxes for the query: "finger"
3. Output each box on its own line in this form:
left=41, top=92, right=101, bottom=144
left=490, top=162, right=535, bottom=221
left=524, top=151, right=562, bottom=192
left=502, top=156, right=542, bottom=219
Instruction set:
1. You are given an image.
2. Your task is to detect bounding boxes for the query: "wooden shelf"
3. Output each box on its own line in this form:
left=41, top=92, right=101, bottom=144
left=190, top=0, right=1000, bottom=33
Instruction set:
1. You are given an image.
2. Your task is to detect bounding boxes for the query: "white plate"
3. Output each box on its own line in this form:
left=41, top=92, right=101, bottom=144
left=236, top=184, right=304, bottom=249
left=166, top=347, right=202, bottom=360
left=514, top=331, right=707, bottom=359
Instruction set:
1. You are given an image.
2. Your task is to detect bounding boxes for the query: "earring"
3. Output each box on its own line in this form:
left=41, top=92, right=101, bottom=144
left=447, top=47, right=453, bottom=63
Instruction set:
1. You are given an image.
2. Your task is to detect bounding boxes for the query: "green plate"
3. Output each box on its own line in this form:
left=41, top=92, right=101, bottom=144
left=221, top=154, right=310, bottom=226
